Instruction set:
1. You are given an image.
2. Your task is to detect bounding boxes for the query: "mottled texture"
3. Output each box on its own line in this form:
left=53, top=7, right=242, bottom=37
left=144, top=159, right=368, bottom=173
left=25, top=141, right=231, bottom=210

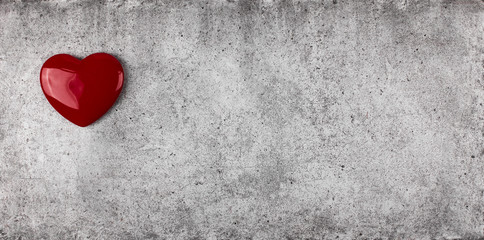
left=0, top=0, right=483, bottom=239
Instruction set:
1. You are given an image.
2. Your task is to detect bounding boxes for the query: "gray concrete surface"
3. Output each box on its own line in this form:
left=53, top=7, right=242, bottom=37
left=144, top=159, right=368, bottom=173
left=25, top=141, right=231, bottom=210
left=0, top=0, right=483, bottom=239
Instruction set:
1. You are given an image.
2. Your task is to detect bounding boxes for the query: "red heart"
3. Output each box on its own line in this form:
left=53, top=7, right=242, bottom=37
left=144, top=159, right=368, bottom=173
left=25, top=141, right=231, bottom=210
left=40, top=53, right=124, bottom=127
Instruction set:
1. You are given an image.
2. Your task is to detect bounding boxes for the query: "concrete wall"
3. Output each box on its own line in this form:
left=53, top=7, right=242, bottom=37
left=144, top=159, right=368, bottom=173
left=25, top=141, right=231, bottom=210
left=1, top=0, right=483, bottom=239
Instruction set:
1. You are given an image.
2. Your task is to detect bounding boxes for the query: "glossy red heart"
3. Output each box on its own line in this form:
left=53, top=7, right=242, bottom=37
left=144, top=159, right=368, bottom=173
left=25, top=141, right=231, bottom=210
left=40, top=53, right=124, bottom=127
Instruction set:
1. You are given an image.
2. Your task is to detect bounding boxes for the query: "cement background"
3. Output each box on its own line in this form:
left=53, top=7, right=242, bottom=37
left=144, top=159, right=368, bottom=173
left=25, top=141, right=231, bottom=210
left=0, top=0, right=483, bottom=239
